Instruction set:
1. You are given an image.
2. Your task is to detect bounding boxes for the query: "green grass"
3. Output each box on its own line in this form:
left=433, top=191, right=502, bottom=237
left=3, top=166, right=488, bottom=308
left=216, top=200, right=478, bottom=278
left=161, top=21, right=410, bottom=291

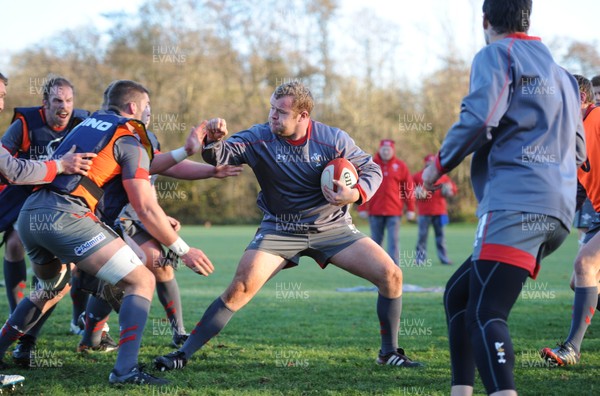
left=1, top=223, right=599, bottom=395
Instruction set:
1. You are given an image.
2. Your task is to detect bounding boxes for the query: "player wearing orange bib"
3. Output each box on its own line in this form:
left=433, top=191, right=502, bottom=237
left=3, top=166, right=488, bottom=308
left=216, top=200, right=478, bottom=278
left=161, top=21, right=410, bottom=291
left=541, top=75, right=600, bottom=366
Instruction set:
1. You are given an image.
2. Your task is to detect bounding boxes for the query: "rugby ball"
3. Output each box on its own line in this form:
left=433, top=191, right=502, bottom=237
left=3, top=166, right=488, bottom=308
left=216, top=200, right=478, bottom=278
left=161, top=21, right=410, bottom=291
left=320, top=158, right=358, bottom=194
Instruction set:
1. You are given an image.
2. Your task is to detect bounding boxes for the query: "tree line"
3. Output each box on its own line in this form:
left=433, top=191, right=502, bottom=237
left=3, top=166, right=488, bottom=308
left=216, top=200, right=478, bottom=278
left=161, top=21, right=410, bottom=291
left=2, top=0, right=598, bottom=224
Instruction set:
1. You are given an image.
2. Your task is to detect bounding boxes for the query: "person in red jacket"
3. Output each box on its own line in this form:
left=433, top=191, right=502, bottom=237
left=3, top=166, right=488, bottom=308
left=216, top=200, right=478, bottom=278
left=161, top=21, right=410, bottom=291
left=413, top=154, right=457, bottom=265
left=358, top=139, right=415, bottom=264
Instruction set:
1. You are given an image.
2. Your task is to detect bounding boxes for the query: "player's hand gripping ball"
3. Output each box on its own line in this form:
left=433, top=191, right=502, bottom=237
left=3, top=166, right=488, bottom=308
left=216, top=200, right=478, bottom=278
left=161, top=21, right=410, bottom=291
left=320, top=158, right=358, bottom=195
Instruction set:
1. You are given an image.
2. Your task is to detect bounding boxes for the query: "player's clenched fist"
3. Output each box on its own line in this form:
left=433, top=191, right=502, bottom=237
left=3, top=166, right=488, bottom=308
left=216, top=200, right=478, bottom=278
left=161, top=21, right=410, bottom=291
left=206, top=118, right=228, bottom=142
left=181, top=248, right=214, bottom=276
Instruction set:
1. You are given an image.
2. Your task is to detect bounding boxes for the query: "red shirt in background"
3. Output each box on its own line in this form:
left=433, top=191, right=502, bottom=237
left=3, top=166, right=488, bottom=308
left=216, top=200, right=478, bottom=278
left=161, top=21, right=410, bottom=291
left=412, top=170, right=457, bottom=216
left=359, top=153, right=415, bottom=216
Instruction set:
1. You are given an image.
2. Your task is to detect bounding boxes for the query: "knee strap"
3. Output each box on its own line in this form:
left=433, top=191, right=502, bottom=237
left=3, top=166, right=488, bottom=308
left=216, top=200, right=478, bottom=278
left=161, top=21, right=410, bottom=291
left=95, top=245, right=143, bottom=285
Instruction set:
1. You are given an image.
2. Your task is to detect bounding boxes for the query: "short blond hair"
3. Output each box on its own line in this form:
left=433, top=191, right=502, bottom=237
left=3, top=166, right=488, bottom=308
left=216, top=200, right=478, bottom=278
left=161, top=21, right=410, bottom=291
left=273, top=81, right=314, bottom=115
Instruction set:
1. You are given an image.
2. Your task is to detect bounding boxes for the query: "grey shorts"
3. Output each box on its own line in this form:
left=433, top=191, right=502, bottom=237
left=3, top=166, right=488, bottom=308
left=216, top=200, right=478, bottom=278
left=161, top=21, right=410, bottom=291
left=119, top=217, right=153, bottom=245
left=246, top=223, right=367, bottom=269
left=17, top=208, right=119, bottom=265
left=472, top=210, right=569, bottom=279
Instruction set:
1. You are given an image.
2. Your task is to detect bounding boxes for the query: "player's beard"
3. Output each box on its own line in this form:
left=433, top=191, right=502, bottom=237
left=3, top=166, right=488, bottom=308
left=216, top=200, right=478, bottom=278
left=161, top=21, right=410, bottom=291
left=47, top=108, right=71, bottom=129
left=270, top=122, right=289, bottom=137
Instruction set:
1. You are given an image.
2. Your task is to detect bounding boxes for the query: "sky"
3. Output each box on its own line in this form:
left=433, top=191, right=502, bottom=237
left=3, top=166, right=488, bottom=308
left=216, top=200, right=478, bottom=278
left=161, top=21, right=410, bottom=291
left=1, top=0, right=599, bottom=79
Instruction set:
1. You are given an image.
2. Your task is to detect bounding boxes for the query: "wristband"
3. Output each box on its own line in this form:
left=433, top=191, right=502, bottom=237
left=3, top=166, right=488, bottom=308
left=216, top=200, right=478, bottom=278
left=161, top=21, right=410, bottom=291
left=55, top=159, right=64, bottom=175
left=170, top=147, right=188, bottom=164
left=169, top=237, right=190, bottom=256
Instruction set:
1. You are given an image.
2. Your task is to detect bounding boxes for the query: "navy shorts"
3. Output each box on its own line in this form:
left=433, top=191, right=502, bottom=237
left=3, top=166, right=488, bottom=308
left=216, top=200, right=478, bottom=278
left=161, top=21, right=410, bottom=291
left=574, top=198, right=596, bottom=229
left=583, top=212, right=600, bottom=244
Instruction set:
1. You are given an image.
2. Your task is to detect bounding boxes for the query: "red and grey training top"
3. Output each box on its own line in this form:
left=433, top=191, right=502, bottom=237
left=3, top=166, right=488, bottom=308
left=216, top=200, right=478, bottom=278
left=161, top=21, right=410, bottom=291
left=434, top=33, right=586, bottom=229
left=202, top=120, right=382, bottom=233
left=0, top=146, right=58, bottom=185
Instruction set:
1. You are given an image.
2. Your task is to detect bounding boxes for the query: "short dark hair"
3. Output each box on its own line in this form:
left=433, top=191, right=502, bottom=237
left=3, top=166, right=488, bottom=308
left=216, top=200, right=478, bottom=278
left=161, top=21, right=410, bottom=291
left=0, top=73, right=7, bottom=85
left=106, top=80, right=149, bottom=113
left=42, top=75, right=74, bottom=102
left=482, top=0, right=532, bottom=34
left=273, top=81, right=314, bottom=115
left=574, top=74, right=594, bottom=105
left=591, top=75, right=600, bottom=88
left=101, top=80, right=122, bottom=110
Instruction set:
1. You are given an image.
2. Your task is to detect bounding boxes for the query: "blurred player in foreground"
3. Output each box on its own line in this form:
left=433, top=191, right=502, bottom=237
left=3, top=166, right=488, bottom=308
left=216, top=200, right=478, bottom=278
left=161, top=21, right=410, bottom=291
left=422, top=1, right=585, bottom=395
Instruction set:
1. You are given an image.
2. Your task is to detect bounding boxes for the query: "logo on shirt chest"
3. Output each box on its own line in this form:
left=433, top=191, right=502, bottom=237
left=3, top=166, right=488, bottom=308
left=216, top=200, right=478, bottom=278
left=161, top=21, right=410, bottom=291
left=275, top=145, right=309, bottom=163
left=383, top=163, right=400, bottom=177
left=310, top=152, right=323, bottom=164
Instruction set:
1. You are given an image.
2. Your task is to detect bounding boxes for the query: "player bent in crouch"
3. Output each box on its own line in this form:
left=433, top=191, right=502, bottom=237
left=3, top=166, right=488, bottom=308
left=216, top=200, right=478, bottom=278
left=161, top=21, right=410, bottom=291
left=154, top=81, right=423, bottom=372
left=0, top=80, right=214, bottom=385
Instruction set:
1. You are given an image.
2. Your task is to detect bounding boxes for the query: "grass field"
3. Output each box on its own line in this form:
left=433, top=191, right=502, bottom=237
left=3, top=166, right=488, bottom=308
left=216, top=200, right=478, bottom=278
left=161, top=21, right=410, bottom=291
left=0, top=222, right=598, bottom=395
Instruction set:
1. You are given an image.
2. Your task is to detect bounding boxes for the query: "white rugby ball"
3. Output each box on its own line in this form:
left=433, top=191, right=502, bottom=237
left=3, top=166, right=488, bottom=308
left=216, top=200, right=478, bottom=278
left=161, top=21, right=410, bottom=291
left=320, top=158, right=358, bottom=194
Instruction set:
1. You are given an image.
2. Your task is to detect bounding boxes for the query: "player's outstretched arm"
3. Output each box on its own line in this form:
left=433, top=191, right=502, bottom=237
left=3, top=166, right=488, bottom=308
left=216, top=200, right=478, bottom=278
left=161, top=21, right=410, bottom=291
left=0, top=145, right=96, bottom=185
left=150, top=121, right=208, bottom=175
left=123, top=178, right=214, bottom=276
left=160, top=160, right=242, bottom=180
